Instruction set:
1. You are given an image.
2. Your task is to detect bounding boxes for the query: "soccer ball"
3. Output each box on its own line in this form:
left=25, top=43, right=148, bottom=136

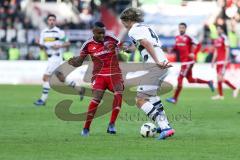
left=140, top=122, right=157, bottom=137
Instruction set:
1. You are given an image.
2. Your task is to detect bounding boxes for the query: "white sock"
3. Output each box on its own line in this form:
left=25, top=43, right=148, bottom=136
left=65, top=79, right=76, bottom=88
left=141, top=101, right=170, bottom=130
left=40, top=81, right=50, bottom=102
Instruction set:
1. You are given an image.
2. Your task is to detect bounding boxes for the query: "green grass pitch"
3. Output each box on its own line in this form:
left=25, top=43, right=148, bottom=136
left=0, top=85, right=240, bottom=160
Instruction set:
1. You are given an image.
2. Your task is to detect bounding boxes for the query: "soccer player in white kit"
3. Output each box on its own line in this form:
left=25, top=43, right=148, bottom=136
left=34, top=14, right=77, bottom=106
left=120, top=8, right=175, bottom=140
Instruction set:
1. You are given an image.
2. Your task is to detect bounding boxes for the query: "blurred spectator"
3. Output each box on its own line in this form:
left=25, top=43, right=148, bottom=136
left=196, top=51, right=208, bottom=63
left=8, top=44, right=20, bottom=60
left=25, top=51, right=36, bottom=60
left=79, top=7, right=93, bottom=28
left=231, top=48, right=240, bottom=63
left=23, top=17, right=34, bottom=29
left=39, top=49, right=47, bottom=61
left=0, top=47, right=7, bottom=60
left=0, top=0, right=33, bottom=30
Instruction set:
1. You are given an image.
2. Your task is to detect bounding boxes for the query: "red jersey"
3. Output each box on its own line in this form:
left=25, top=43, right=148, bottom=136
left=80, top=34, right=121, bottom=76
left=173, top=35, right=197, bottom=64
left=213, top=34, right=229, bottom=64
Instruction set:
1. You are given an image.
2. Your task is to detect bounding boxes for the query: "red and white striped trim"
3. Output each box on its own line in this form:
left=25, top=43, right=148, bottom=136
left=216, top=61, right=225, bottom=65
left=181, top=61, right=195, bottom=65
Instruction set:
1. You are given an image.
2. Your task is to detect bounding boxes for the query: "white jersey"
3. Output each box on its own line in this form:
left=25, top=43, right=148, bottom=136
left=39, top=26, right=67, bottom=57
left=40, top=26, right=67, bottom=75
left=128, top=23, right=167, bottom=63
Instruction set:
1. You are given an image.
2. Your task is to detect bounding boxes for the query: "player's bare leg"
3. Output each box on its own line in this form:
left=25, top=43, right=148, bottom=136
left=34, top=74, right=50, bottom=106
left=82, top=90, right=105, bottom=136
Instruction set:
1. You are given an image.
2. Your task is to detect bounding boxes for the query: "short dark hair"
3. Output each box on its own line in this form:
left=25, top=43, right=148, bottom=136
left=47, top=14, right=56, bottom=19
left=179, top=22, right=187, bottom=28
left=93, top=21, right=105, bottom=28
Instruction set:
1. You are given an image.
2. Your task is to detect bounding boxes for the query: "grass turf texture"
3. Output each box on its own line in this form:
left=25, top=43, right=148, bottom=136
left=0, top=85, right=239, bottom=160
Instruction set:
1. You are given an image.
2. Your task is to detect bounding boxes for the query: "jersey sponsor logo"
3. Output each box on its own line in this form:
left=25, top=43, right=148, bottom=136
left=176, top=43, right=186, bottom=46
left=44, top=37, right=59, bottom=42
left=93, top=50, right=111, bottom=56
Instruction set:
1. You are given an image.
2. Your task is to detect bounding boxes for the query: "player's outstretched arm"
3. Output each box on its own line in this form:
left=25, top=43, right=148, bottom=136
left=139, top=39, right=172, bottom=69
left=52, top=42, right=71, bottom=50
left=68, top=55, right=86, bottom=67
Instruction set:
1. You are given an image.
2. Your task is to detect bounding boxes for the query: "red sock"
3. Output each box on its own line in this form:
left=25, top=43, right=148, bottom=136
left=173, top=86, right=182, bottom=101
left=218, top=81, right=223, bottom=96
left=84, top=99, right=100, bottom=129
left=224, top=80, right=236, bottom=90
left=110, top=92, right=122, bottom=124
left=195, top=78, right=209, bottom=84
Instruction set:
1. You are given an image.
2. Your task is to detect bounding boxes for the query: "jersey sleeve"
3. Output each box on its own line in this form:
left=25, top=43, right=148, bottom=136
left=79, top=41, right=89, bottom=56
left=106, top=33, right=120, bottom=45
left=128, top=27, right=145, bottom=41
left=59, top=30, right=69, bottom=42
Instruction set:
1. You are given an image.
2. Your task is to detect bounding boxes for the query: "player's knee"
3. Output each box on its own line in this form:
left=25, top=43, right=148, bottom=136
left=136, top=97, right=146, bottom=108
left=217, top=74, right=223, bottom=81
left=187, top=78, right=194, bottom=83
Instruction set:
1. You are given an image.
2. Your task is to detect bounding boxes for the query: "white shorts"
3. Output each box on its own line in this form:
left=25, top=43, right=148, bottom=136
left=44, top=56, right=63, bottom=75
left=137, top=47, right=169, bottom=97
left=137, top=65, right=169, bottom=97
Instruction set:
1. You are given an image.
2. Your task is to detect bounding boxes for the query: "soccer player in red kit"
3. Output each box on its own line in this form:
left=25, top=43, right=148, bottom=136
left=68, top=22, right=124, bottom=136
left=211, top=26, right=238, bottom=100
left=166, top=23, right=214, bottom=104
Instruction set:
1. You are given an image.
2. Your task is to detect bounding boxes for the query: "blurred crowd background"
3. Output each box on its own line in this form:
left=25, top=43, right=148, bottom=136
left=0, top=0, right=240, bottom=63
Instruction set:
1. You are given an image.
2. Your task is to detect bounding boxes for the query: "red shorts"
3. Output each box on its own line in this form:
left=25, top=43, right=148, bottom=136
left=216, top=64, right=226, bottom=75
left=91, top=74, right=124, bottom=92
left=179, top=63, right=194, bottom=77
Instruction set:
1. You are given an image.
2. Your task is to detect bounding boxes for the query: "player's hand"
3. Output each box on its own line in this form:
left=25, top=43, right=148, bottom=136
left=68, top=57, right=80, bottom=67
left=157, top=61, right=173, bottom=69
left=188, top=53, right=195, bottom=59
left=52, top=45, right=62, bottom=50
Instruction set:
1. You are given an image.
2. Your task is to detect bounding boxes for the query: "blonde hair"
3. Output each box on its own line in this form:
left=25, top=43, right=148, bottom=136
left=120, top=8, right=144, bottom=22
